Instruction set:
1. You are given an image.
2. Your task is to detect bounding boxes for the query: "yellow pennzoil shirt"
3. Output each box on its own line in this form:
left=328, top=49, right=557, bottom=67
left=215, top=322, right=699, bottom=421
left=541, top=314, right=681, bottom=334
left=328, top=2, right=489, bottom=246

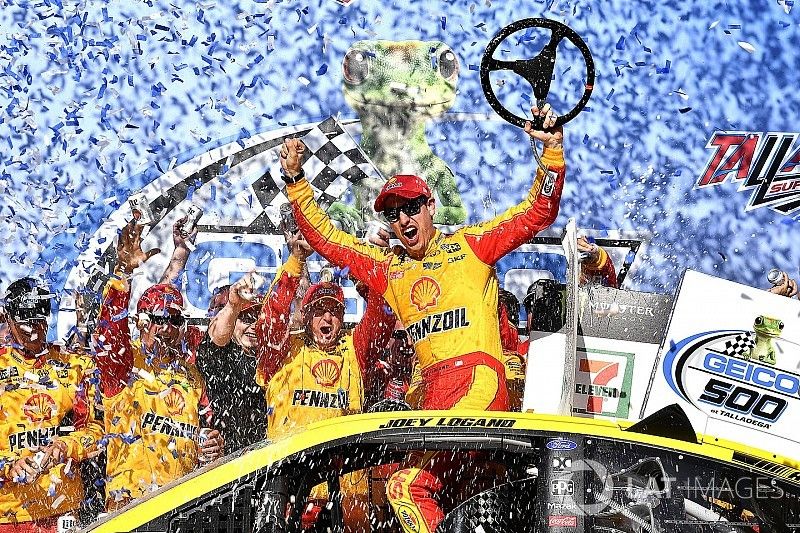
left=96, top=278, right=209, bottom=504
left=0, top=345, right=103, bottom=524
left=255, top=256, right=394, bottom=441
left=287, top=147, right=566, bottom=376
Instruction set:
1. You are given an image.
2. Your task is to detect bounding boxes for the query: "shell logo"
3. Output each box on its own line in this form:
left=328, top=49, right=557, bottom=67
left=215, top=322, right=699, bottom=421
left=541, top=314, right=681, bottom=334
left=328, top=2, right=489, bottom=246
left=23, top=393, right=57, bottom=423
left=311, top=359, right=341, bottom=387
left=410, top=277, right=440, bottom=312
left=164, top=387, right=186, bottom=416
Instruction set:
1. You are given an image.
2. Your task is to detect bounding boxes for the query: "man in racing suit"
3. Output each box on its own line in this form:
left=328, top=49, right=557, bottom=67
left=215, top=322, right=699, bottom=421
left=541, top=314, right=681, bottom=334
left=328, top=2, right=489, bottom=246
left=279, top=104, right=565, bottom=532
left=95, top=221, right=223, bottom=511
left=252, top=230, right=394, bottom=530
left=0, top=278, right=104, bottom=533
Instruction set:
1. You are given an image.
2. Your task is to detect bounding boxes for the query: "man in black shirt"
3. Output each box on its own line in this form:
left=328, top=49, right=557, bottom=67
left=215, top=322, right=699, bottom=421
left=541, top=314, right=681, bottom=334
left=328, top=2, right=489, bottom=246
left=196, top=285, right=268, bottom=452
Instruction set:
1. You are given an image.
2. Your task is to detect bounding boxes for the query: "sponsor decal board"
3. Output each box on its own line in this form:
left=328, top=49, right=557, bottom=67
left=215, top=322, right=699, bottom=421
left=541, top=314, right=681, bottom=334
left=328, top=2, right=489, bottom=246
left=643, top=269, right=800, bottom=459
left=524, top=285, right=672, bottom=419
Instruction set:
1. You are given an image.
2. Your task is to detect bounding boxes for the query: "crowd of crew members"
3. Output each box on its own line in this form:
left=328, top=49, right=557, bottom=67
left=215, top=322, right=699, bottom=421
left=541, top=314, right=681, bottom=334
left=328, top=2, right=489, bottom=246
left=1, top=103, right=798, bottom=532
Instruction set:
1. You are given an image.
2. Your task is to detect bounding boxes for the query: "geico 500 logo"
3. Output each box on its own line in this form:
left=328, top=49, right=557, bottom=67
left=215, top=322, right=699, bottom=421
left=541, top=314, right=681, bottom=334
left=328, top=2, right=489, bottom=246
left=664, top=330, right=800, bottom=431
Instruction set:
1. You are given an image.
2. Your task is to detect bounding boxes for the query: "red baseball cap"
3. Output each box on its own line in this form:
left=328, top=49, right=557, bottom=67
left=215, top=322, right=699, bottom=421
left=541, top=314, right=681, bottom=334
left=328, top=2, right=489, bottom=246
left=373, top=174, right=432, bottom=213
left=301, top=282, right=344, bottom=310
left=137, top=284, right=184, bottom=317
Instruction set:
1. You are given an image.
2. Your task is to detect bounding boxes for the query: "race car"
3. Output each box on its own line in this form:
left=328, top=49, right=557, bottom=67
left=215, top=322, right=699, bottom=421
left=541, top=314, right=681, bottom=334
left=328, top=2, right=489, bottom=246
left=85, top=404, right=800, bottom=533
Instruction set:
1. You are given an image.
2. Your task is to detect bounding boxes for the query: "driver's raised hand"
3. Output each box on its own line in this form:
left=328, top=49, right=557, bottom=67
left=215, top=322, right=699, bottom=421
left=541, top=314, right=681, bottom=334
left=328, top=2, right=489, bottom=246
left=524, top=103, right=563, bottom=149
left=280, top=138, right=306, bottom=179
left=287, top=229, right=313, bottom=261
left=116, top=220, right=161, bottom=275
left=769, top=273, right=799, bottom=298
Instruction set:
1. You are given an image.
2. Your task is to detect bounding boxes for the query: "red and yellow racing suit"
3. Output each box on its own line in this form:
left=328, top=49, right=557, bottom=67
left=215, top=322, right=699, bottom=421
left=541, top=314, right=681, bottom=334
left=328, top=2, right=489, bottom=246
left=255, top=255, right=394, bottom=530
left=581, top=246, right=617, bottom=287
left=96, top=278, right=210, bottom=509
left=0, top=345, right=103, bottom=531
left=288, top=146, right=566, bottom=533
left=254, top=255, right=394, bottom=441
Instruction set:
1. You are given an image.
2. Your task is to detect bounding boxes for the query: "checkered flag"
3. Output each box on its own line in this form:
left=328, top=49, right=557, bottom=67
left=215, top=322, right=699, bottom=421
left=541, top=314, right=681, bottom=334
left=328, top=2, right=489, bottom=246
left=721, top=332, right=755, bottom=357
left=299, top=116, right=384, bottom=208
left=253, top=116, right=384, bottom=232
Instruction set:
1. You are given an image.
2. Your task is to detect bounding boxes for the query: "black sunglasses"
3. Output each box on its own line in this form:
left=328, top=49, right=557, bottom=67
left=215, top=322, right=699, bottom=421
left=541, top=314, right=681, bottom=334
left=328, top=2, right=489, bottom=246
left=148, top=314, right=185, bottom=327
left=237, top=312, right=259, bottom=325
left=382, top=196, right=428, bottom=224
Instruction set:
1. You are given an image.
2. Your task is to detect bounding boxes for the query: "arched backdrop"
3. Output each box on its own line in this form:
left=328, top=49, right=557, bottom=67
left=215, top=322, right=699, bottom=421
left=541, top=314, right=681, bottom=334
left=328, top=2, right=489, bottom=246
left=1, top=0, right=798, bottom=337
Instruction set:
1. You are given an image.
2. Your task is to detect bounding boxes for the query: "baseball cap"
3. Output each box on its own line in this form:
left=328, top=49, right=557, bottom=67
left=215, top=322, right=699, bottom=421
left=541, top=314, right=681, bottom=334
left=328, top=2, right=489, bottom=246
left=373, top=174, right=432, bottom=213
left=301, top=282, right=344, bottom=310
left=137, top=284, right=184, bottom=317
left=3, top=278, right=53, bottom=322
left=207, top=285, right=263, bottom=317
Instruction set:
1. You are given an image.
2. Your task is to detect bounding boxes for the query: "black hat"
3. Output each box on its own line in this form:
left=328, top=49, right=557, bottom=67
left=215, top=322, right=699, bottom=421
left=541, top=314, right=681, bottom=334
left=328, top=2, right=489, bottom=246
left=3, top=278, right=53, bottom=322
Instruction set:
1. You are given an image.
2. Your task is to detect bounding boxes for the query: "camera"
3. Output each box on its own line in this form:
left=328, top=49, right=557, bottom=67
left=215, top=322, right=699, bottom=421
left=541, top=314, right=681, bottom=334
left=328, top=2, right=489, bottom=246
left=280, top=203, right=299, bottom=235
left=523, top=279, right=566, bottom=333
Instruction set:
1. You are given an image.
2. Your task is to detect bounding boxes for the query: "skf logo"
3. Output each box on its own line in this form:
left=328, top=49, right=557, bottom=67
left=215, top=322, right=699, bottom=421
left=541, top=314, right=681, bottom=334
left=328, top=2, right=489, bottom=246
left=164, top=387, right=186, bottom=417
left=311, top=359, right=341, bottom=387
left=696, top=131, right=800, bottom=216
left=23, top=393, right=57, bottom=423
left=410, top=277, right=440, bottom=312
left=550, top=478, right=574, bottom=496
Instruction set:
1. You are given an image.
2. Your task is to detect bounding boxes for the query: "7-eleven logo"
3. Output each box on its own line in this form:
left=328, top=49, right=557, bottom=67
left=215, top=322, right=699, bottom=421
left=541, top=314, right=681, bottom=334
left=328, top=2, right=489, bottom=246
left=573, top=349, right=635, bottom=419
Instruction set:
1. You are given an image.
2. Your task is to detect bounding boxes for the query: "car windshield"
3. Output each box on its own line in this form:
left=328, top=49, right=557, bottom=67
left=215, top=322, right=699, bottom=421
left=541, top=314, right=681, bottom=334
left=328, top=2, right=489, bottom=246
left=4, top=2, right=800, bottom=533
left=116, top=422, right=800, bottom=533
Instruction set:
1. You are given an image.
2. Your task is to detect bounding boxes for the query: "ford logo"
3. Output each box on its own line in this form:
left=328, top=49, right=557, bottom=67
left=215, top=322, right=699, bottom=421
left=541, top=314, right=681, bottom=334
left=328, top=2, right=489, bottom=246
left=546, top=439, right=578, bottom=451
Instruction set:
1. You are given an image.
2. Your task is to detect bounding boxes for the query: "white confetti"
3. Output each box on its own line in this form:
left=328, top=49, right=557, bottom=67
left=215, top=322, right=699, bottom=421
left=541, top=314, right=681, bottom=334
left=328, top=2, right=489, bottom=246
left=709, top=20, right=719, bottom=29
left=51, top=494, right=66, bottom=509
left=136, top=368, right=156, bottom=382
left=297, top=76, right=310, bottom=86
left=738, top=41, right=756, bottom=53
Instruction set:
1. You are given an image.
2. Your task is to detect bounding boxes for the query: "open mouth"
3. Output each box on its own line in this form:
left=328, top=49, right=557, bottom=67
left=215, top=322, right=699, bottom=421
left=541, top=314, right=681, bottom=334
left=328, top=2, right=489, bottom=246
left=402, top=226, right=419, bottom=245
left=320, top=326, right=333, bottom=335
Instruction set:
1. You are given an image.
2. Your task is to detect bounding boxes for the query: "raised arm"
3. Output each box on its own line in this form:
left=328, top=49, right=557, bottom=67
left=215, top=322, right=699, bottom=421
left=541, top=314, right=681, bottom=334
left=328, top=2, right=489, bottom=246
left=159, top=216, right=197, bottom=285
left=96, top=221, right=160, bottom=397
left=578, top=237, right=618, bottom=288
left=254, top=254, right=305, bottom=387
left=461, top=104, right=566, bottom=266
left=280, top=138, right=392, bottom=297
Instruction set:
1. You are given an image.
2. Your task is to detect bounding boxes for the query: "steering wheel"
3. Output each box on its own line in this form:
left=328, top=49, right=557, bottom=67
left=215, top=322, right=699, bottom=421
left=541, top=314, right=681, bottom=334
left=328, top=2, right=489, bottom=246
left=480, top=18, right=595, bottom=130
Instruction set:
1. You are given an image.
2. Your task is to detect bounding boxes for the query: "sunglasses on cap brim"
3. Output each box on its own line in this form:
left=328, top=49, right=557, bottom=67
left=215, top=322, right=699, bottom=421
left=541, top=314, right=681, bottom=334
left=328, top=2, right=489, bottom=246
left=146, top=314, right=185, bottom=326
left=382, top=196, right=429, bottom=224
left=11, top=316, right=48, bottom=326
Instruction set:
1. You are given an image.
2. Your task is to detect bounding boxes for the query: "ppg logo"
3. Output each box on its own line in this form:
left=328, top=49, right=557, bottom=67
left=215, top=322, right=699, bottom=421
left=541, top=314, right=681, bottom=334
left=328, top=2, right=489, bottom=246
left=550, top=478, right=575, bottom=496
